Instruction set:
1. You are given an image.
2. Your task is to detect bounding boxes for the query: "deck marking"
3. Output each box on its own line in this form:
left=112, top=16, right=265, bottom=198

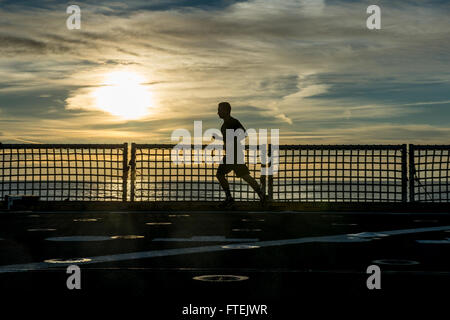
left=46, top=236, right=112, bottom=242
left=153, top=236, right=259, bottom=242
left=27, top=228, right=57, bottom=232
left=45, top=258, right=92, bottom=264
left=416, top=239, right=450, bottom=244
left=221, top=244, right=260, bottom=249
left=73, top=218, right=100, bottom=222
left=1, top=225, right=450, bottom=273
left=372, top=259, right=420, bottom=266
left=413, top=219, right=439, bottom=223
left=193, top=275, right=248, bottom=282
left=111, top=235, right=145, bottom=240
left=347, top=232, right=389, bottom=238
left=146, top=222, right=172, bottom=225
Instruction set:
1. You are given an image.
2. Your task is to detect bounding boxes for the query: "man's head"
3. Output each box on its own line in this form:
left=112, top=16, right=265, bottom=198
left=218, top=102, right=231, bottom=119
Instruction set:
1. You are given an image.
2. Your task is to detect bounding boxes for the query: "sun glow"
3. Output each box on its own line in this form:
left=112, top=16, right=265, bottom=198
left=92, top=71, right=153, bottom=120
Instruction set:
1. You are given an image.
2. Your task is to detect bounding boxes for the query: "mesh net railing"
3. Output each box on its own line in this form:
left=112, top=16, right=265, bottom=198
left=130, top=144, right=264, bottom=201
left=2, top=143, right=448, bottom=203
left=271, top=145, right=407, bottom=202
left=0, top=144, right=128, bottom=201
left=410, top=145, right=449, bottom=202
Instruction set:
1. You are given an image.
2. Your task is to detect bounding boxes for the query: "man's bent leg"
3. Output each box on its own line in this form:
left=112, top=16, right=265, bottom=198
left=241, top=174, right=264, bottom=199
left=216, top=171, right=232, bottom=199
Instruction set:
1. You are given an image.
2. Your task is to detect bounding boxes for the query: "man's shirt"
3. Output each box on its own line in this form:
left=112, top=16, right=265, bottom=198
left=220, top=116, right=246, bottom=163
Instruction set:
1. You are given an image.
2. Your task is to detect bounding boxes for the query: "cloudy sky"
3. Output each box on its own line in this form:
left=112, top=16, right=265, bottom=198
left=0, top=0, right=449, bottom=144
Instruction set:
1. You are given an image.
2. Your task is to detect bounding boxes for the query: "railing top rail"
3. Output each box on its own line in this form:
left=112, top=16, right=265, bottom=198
left=410, top=145, right=450, bottom=150
left=3, top=144, right=447, bottom=150
left=134, top=144, right=264, bottom=150
left=133, top=144, right=406, bottom=150
left=0, top=143, right=127, bottom=149
left=278, top=144, right=406, bottom=150
left=135, top=144, right=212, bottom=149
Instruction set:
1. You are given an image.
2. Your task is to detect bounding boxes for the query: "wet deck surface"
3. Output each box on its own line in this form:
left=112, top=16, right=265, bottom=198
left=1, top=210, right=449, bottom=316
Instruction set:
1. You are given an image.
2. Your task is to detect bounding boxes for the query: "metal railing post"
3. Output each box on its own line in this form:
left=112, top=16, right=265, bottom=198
left=401, top=144, right=407, bottom=202
left=409, top=144, right=415, bottom=203
left=259, top=144, right=266, bottom=197
left=268, top=143, right=273, bottom=201
left=130, top=143, right=136, bottom=202
left=122, top=143, right=128, bottom=202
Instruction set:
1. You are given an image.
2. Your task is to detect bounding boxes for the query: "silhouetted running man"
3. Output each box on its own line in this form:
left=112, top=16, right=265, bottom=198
left=215, top=102, right=265, bottom=207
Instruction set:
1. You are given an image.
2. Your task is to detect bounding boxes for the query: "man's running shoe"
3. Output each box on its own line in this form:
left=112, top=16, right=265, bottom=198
left=219, top=196, right=235, bottom=208
left=258, top=191, right=267, bottom=205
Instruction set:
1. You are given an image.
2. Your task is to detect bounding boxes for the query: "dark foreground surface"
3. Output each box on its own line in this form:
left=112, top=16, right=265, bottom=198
left=0, top=209, right=449, bottom=316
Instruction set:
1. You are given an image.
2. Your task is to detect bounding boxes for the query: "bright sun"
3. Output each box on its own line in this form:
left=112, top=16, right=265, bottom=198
left=92, top=71, right=153, bottom=120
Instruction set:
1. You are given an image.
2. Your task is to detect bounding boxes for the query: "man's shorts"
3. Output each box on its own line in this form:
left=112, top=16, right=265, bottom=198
left=217, top=156, right=250, bottom=178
